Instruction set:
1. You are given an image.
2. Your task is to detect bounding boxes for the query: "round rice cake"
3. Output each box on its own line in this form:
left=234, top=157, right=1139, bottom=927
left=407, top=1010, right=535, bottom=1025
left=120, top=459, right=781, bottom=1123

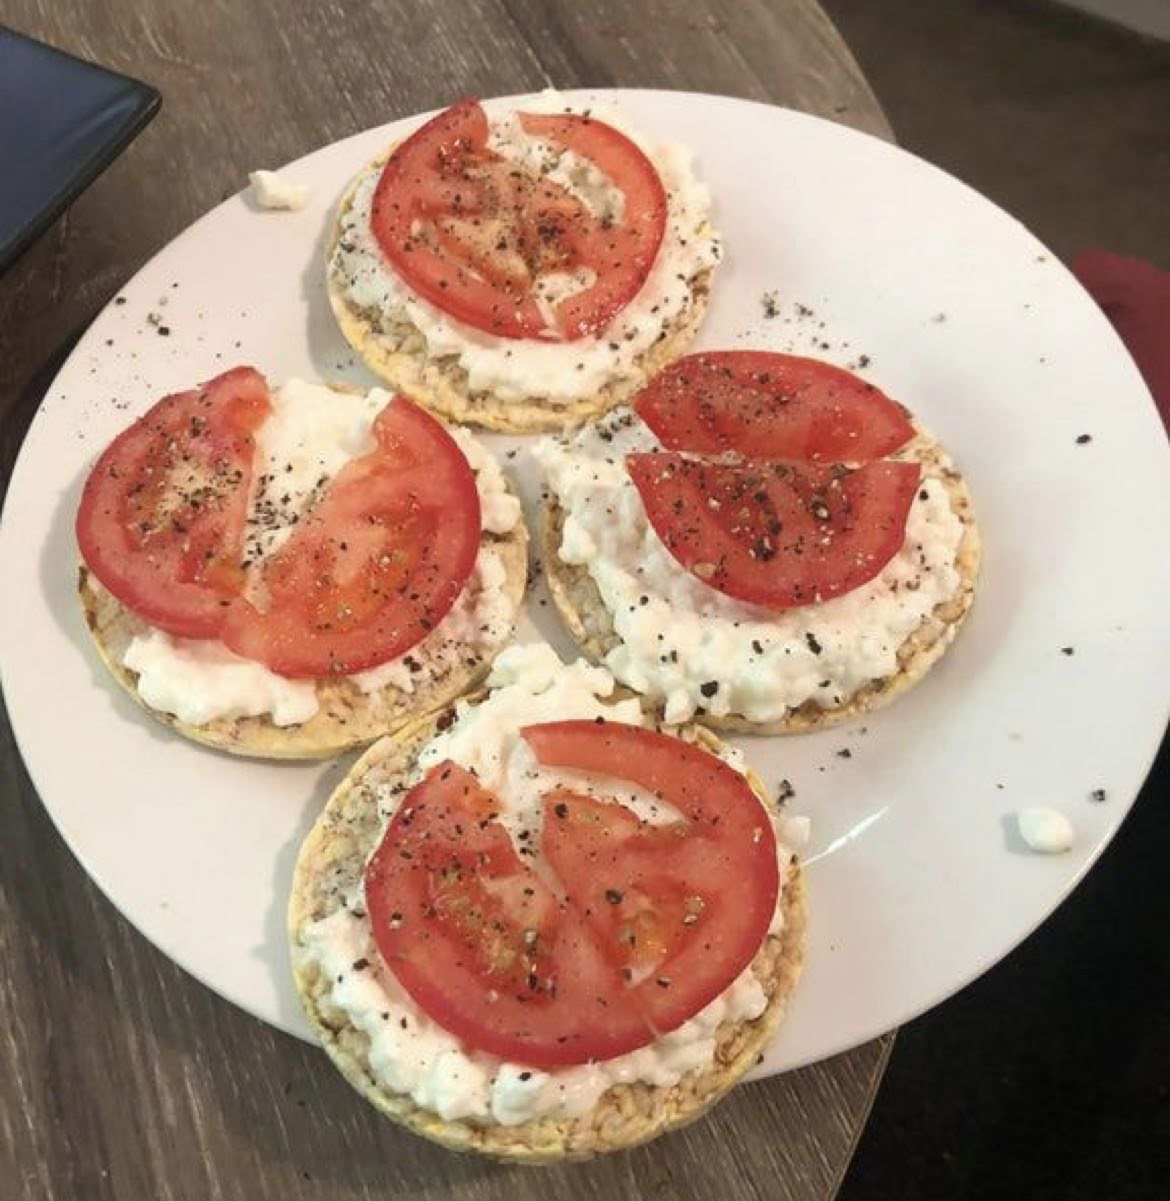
left=77, top=389, right=529, bottom=760
left=289, top=701, right=806, bottom=1160
left=541, top=427, right=981, bottom=734
left=326, top=143, right=716, bottom=434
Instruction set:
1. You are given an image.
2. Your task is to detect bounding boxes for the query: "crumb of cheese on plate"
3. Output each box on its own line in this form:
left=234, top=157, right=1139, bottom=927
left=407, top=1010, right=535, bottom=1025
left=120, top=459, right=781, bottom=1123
left=249, top=170, right=310, bottom=210
left=1017, top=807, right=1075, bottom=854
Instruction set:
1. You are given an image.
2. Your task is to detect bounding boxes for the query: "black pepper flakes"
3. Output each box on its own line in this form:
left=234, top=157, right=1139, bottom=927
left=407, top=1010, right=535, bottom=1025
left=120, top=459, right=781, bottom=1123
left=1089, top=788, right=1107, bottom=803
left=1076, top=434, right=1092, bottom=445
left=699, top=680, right=719, bottom=698
left=605, top=888, right=623, bottom=905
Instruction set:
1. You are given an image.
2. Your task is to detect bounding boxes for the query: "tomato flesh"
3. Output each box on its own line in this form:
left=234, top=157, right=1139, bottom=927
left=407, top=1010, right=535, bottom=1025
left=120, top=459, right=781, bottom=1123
left=634, top=352, right=915, bottom=461
left=366, top=762, right=649, bottom=1068
left=76, top=367, right=271, bottom=639
left=221, top=397, right=480, bottom=677
left=370, top=101, right=666, bottom=341
left=628, top=453, right=921, bottom=609
left=364, top=723, right=779, bottom=1066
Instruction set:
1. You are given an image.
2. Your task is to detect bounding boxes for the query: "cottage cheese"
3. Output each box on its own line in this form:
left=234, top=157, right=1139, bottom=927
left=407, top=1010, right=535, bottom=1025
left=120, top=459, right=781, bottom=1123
left=534, top=409, right=966, bottom=724
left=248, top=169, right=310, bottom=211
left=296, top=645, right=792, bottom=1126
left=1017, top=808, right=1075, bottom=854
left=328, top=91, right=721, bottom=406
left=118, top=380, right=520, bottom=727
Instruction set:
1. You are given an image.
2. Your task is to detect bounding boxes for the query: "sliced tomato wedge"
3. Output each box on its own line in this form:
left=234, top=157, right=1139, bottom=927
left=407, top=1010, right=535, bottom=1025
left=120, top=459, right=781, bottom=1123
left=526, top=721, right=779, bottom=1035
left=515, top=112, right=667, bottom=339
left=75, top=367, right=271, bottom=639
left=370, top=100, right=666, bottom=341
left=628, top=453, right=921, bottom=609
left=634, top=352, right=915, bottom=461
left=366, top=762, right=649, bottom=1068
left=221, top=397, right=479, bottom=677
left=364, top=725, right=779, bottom=1066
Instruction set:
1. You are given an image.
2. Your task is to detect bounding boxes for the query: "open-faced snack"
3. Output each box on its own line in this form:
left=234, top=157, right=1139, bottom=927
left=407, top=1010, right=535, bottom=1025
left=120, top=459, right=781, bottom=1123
left=77, top=368, right=527, bottom=758
left=326, top=92, right=721, bottom=432
left=289, top=645, right=805, bottom=1160
left=535, top=352, right=981, bottom=732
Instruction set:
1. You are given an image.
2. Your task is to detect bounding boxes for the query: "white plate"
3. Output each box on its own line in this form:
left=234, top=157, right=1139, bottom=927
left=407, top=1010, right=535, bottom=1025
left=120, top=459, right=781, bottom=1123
left=2, top=90, right=1168, bottom=1077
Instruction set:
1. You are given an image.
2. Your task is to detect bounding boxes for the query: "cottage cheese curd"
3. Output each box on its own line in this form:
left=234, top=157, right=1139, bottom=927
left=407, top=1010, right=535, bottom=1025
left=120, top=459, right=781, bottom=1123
left=115, top=380, right=521, bottom=727
left=1017, top=807, right=1075, bottom=854
left=534, top=409, right=966, bottom=724
left=296, top=645, right=793, bottom=1126
left=328, top=92, right=721, bottom=406
left=248, top=169, right=310, bottom=211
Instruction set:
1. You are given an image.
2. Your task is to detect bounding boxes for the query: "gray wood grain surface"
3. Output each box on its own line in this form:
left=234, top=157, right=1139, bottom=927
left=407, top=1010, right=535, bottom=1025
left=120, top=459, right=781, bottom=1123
left=0, top=2, right=892, bottom=1198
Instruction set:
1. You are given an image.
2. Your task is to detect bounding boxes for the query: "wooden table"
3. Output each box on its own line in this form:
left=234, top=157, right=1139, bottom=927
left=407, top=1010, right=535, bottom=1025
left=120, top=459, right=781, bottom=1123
left=0, top=3, right=894, bottom=1198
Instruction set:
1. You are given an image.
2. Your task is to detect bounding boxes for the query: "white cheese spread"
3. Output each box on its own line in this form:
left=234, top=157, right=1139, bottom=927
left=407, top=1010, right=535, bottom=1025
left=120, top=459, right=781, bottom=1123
left=124, top=629, right=318, bottom=726
left=328, top=91, right=721, bottom=406
left=1017, top=808, right=1075, bottom=854
left=533, top=409, right=966, bottom=724
left=117, top=380, right=520, bottom=726
left=296, top=645, right=792, bottom=1126
left=248, top=169, right=310, bottom=211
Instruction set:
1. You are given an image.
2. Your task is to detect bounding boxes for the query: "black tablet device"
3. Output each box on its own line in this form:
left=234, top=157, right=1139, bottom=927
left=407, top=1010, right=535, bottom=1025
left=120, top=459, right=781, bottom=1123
left=0, top=27, right=160, bottom=273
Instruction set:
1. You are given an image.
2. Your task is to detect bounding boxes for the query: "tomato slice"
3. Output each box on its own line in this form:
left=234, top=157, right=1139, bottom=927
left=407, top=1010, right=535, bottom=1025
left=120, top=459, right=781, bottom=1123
left=627, top=453, right=921, bottom=609
left=366, top=762, right=650, bottom=1068
left=515, top=112, right=667, bottom=339
left=221, top=397, right=480, bottom=677
left=75, top=367, right=271, bottom=639
left=364, top=724, right=779, bottom=1066
left=634, top=352, right=915, bottom=461
left=370, top=101, right=666, bottom=341
left=527, top=721, right=779, bottom=1035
